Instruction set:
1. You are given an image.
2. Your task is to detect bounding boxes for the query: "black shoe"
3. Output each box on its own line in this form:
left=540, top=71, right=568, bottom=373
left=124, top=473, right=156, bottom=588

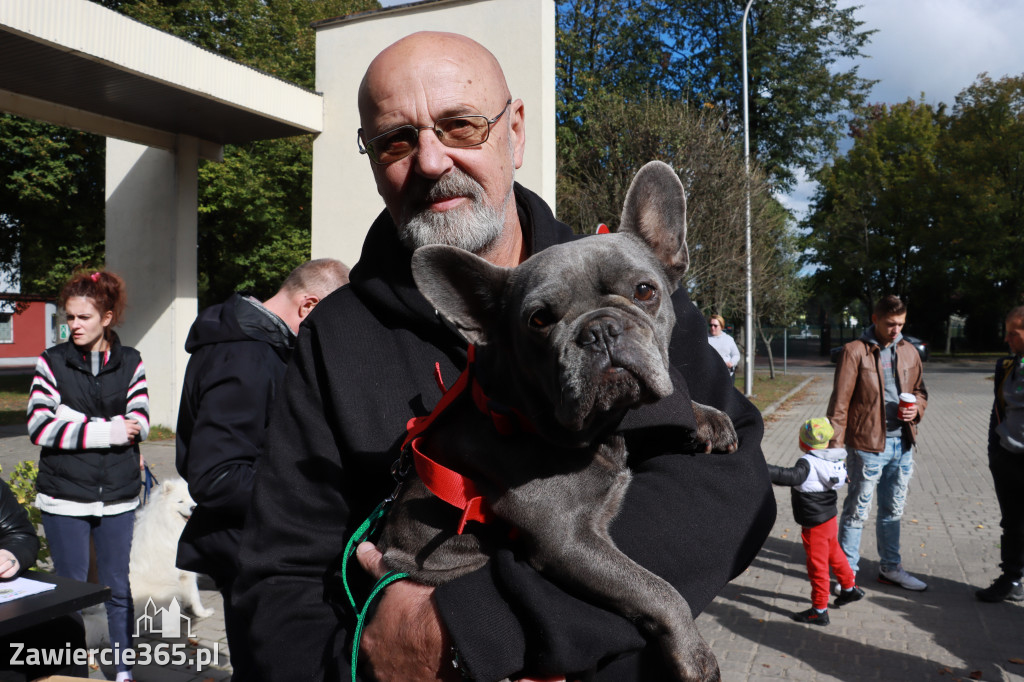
left=792, top=608, right=829, bottom=626
left=976, top=575, right=1024, bottom=603
left=834, top=585, right=865, bottom=607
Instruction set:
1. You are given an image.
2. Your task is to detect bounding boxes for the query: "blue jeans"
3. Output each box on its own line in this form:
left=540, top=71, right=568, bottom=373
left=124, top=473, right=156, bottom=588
left=42, top=511, right=135, bottom=672
left=838, top=437, right=914, bottom=574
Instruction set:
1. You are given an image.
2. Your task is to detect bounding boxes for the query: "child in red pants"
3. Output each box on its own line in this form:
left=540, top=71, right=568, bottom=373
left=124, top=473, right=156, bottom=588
left=769, top=418, right=864, bottom=625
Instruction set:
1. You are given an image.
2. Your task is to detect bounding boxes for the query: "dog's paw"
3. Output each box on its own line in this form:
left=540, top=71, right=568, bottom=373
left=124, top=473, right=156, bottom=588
left=691, top=402, right=738, bottom=454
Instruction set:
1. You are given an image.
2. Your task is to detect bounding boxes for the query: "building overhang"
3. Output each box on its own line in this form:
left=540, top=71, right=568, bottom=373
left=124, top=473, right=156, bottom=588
left=0, top=0, right=323, bottom=161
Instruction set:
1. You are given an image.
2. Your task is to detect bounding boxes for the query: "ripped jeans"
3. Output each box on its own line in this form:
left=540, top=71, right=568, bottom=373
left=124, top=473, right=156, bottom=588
left=838, top=437, right=914, bottom=574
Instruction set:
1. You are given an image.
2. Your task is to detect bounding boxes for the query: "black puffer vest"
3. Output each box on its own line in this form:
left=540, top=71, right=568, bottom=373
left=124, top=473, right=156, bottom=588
left=36, top=337, right=143, bottom=503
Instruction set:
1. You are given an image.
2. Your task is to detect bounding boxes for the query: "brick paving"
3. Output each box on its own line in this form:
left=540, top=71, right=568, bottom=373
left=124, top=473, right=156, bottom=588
left=2, top=358, right=1022, bottom=680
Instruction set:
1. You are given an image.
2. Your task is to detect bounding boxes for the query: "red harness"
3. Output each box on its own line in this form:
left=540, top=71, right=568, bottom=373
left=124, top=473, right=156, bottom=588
left=400, top=345, right=533, bottom=534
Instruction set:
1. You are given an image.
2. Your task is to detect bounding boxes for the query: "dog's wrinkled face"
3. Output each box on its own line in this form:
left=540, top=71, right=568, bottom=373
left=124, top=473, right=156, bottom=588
left=413, top=161, right=689, bottom=443
left=500, top=235, right=677, bottom=433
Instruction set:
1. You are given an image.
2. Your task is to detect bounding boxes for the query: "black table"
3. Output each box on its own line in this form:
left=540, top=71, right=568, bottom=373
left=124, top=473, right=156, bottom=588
left=0, top=571, right=109, bottom=637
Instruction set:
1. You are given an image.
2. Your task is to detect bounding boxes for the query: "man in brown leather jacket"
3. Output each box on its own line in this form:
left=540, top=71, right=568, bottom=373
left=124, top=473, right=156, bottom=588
left=827, top=295, right=929, bottom=591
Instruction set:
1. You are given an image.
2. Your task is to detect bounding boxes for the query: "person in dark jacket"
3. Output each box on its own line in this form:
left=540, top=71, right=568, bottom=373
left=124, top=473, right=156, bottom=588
left=26, top=270, right=148, bottom=682
left=769, top=418, right=863, bottom=626
left=175, top=258, right=349, bottom=676
left=976, top=305, right=1024, bottom=603
left=234, top=31, right=775, bottom=682
left=0, top=477, right=90, bottom=680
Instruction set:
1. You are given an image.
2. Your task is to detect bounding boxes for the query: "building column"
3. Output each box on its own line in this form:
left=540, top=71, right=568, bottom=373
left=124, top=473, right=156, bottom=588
left=105, top=136, right=198, bottom=430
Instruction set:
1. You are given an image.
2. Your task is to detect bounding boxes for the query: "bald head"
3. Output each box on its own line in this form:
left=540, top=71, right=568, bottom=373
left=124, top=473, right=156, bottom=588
left=355, top=32, right=528, bottom=267
left=358, top=32, right=510, bottom=130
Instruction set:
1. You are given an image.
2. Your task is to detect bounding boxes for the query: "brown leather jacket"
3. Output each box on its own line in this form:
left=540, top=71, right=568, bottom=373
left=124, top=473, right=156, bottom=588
left=826, top=335, right=927, bottom=452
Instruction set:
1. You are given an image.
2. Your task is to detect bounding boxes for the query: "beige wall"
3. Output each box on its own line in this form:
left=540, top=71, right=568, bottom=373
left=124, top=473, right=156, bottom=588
left=311, top=0, right=556, bottom=267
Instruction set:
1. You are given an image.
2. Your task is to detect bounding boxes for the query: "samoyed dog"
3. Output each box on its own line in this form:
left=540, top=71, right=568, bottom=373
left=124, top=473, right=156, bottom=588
left=129, top=477, right=214, bottom=619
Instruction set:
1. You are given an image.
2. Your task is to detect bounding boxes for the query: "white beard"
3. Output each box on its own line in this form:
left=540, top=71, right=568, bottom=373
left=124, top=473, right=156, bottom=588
left=398, top=168, right=512, bottom=254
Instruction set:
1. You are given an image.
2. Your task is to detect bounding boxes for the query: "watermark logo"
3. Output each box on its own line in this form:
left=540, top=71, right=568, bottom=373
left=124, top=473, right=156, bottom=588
left=8, top=597, right=220, bottom=672
left=134, top=597, right=195, bottom=638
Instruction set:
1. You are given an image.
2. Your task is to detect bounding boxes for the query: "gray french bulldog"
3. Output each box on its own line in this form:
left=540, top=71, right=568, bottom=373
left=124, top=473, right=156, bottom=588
left=377, top=160, right=736, bottom=681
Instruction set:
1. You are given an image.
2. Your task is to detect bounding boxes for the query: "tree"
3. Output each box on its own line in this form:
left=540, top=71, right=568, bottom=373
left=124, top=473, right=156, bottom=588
left=556, top=0, right=876, bottom=190
left=802, top=100, right=941, bottom=328
left=936, top=74, right=1024, bottom=347
left=557, top=91, right=799, bottom=341
left=0, top=116, right=105, bottom=297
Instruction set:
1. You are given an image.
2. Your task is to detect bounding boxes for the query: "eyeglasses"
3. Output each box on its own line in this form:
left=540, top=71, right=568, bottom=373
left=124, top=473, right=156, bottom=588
left=357, top=99, right=512, bottom=165
left=709, top=323, right=721, bottom=328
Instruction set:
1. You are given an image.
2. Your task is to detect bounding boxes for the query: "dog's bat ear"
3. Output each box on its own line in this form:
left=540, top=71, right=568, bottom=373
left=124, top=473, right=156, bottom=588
left=411, top=245, right=510, bottom=346
left=618, top=160, right=689, bottom=285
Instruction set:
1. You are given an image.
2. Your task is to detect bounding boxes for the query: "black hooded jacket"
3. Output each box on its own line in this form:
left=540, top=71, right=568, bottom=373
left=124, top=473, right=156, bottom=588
left=175, top=293, right=294, bottom=586
left=234, top=184, right=776, bottom=681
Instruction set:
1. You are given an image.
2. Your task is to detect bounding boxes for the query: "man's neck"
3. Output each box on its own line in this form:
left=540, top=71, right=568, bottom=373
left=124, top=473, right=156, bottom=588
left=478, top=217, right=527, bottom=268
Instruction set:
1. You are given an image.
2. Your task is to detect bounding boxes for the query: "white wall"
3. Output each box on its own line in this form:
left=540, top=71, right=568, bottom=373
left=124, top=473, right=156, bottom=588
left=106, top=137, right=198, bottom=430
left=311, top=0, right=556, bottom=267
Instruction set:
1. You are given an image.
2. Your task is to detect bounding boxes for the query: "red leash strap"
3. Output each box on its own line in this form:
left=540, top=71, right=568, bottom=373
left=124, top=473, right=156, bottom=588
left=409, top=437, right=495, bottom=533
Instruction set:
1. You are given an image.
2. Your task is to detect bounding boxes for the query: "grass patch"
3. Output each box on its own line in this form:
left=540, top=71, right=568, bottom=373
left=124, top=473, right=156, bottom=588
left=0, top=374, right=32, bottom=426
left=735, top=372, right=808, bottom=412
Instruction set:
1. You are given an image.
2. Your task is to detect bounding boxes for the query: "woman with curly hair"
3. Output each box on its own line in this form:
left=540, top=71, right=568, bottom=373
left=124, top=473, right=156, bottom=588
left=27, top=269, right=148, bottom=682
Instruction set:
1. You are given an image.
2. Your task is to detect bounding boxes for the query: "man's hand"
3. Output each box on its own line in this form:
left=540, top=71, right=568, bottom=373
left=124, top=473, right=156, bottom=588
left=355, top=542, right=457, bottom=682
left=898, top=403, right=918, bottom=422
left=0, top=550, right=20, bottom=579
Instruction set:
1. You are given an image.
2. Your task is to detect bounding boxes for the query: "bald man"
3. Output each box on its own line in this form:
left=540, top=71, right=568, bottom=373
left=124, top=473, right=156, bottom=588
left=235, top=32, right=774, bottom=682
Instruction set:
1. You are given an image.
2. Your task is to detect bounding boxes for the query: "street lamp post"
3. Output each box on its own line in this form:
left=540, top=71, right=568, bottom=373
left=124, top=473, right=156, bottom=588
left=741, top=0, right=756, bottom=397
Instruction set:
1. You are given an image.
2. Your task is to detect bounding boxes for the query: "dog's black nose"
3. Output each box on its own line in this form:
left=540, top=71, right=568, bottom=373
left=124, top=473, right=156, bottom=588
left=578, top=316, right=623, bottom=350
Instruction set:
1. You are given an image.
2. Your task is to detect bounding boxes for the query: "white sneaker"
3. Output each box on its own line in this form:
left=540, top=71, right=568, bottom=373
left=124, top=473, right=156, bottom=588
left=878, top=565, right=928, bottom=591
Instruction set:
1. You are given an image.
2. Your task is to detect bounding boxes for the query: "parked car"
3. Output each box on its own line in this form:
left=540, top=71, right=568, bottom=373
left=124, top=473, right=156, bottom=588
left=830, top=335, right=930, bottom=363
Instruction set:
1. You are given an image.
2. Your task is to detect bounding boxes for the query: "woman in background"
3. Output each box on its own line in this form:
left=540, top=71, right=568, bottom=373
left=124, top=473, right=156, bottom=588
left=708, top=313, right=741, bottom=377
left=27, top=269, right=148, bottom=682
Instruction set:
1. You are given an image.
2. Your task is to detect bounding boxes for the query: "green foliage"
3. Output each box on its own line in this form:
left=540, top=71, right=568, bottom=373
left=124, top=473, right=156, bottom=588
left=804, top=74, right=1024, bottom=348
left=556, top=0, right=876, bottom=190
left=1, top=461, right=49, bottom=567
left=557, top=92, right=803, bottom=329
left=0, top=116, right=106, bottom=299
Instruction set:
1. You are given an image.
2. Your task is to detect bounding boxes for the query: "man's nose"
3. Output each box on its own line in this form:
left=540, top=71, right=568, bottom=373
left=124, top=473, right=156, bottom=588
left=413, top=128, right=454, bottom=177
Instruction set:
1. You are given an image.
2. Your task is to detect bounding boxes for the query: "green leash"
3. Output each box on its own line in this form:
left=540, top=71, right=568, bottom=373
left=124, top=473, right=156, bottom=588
left=342, top=500, right=410, bottom=681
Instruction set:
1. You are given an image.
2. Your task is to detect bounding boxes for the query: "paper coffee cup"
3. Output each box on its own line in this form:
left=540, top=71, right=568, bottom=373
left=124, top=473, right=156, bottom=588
left=898, top=392, right=916, bottom=411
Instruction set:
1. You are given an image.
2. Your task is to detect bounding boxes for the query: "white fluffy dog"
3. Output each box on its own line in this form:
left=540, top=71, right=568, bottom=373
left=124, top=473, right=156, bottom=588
left=129, top=477, right=214, bottom=618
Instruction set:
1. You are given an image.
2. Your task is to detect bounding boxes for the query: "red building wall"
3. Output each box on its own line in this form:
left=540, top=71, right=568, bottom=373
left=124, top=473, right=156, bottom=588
left=0, top=301, right=49, bottom=359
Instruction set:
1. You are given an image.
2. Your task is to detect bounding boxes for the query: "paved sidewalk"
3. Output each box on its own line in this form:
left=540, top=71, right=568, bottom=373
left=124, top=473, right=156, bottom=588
left=2, top=359, right=1022, bottom=680
left=698, top=360, right=1024, bottom=682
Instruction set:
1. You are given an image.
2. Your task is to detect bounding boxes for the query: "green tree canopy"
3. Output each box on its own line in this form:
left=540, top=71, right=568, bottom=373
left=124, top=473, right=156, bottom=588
left=556, top=0, right=876, bottom=190
left=803, top=74, right=1024, bottom=348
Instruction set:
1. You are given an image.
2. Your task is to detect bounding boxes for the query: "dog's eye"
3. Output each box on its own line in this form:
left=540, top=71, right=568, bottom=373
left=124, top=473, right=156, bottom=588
left=529, top=308, right=556, bottom=329
left=633, top=283, right=657, bottom=302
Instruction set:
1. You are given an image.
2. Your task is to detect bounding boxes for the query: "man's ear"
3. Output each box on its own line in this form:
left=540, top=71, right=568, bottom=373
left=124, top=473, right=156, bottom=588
left=411, top=245, right=510, bottom=346
left=297, top=295, right=320, bottom=320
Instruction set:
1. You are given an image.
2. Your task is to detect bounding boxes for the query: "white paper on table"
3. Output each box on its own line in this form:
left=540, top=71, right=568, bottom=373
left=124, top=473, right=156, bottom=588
left=0, top=577, right=58, bottom=603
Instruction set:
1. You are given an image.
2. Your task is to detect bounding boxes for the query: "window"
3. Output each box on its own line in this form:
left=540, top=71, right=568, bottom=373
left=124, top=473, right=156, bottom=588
left=0, top=314, right=11, bottom=343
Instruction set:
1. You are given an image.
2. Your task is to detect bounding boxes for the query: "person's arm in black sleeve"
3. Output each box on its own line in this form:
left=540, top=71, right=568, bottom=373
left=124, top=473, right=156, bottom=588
left=233, top=323, right=355, bottom=681
left=767, top=459, right=809, bottom=487
left=176, top=343, right=275, bottom=518
left=0, top=479, right=39, bottom=574
left=434, top=289, right=776, bottom=680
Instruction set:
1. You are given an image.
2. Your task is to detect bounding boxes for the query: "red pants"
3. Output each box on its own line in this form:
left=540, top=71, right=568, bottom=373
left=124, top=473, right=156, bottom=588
left=802, top=516, right=857, bottom=609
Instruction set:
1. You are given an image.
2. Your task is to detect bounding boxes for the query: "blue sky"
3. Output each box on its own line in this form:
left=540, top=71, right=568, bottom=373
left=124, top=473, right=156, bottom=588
left=780, top=0, right=1024, bottom=219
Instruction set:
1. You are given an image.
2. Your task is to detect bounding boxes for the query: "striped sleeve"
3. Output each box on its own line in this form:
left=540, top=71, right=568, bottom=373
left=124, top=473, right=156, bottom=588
left=25, top=354, right=144, bottom=450
left=125, top=359, right=150, bottom=443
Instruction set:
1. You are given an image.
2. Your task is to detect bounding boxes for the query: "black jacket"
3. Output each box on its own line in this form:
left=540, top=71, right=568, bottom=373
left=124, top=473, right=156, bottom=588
left=35, top=338, right=143, bottom=503
left=175, top=293, right=295, bottom=586
left=234, top=184, right=775, bottom=681
left=0, top=479, right=39, bottom=573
